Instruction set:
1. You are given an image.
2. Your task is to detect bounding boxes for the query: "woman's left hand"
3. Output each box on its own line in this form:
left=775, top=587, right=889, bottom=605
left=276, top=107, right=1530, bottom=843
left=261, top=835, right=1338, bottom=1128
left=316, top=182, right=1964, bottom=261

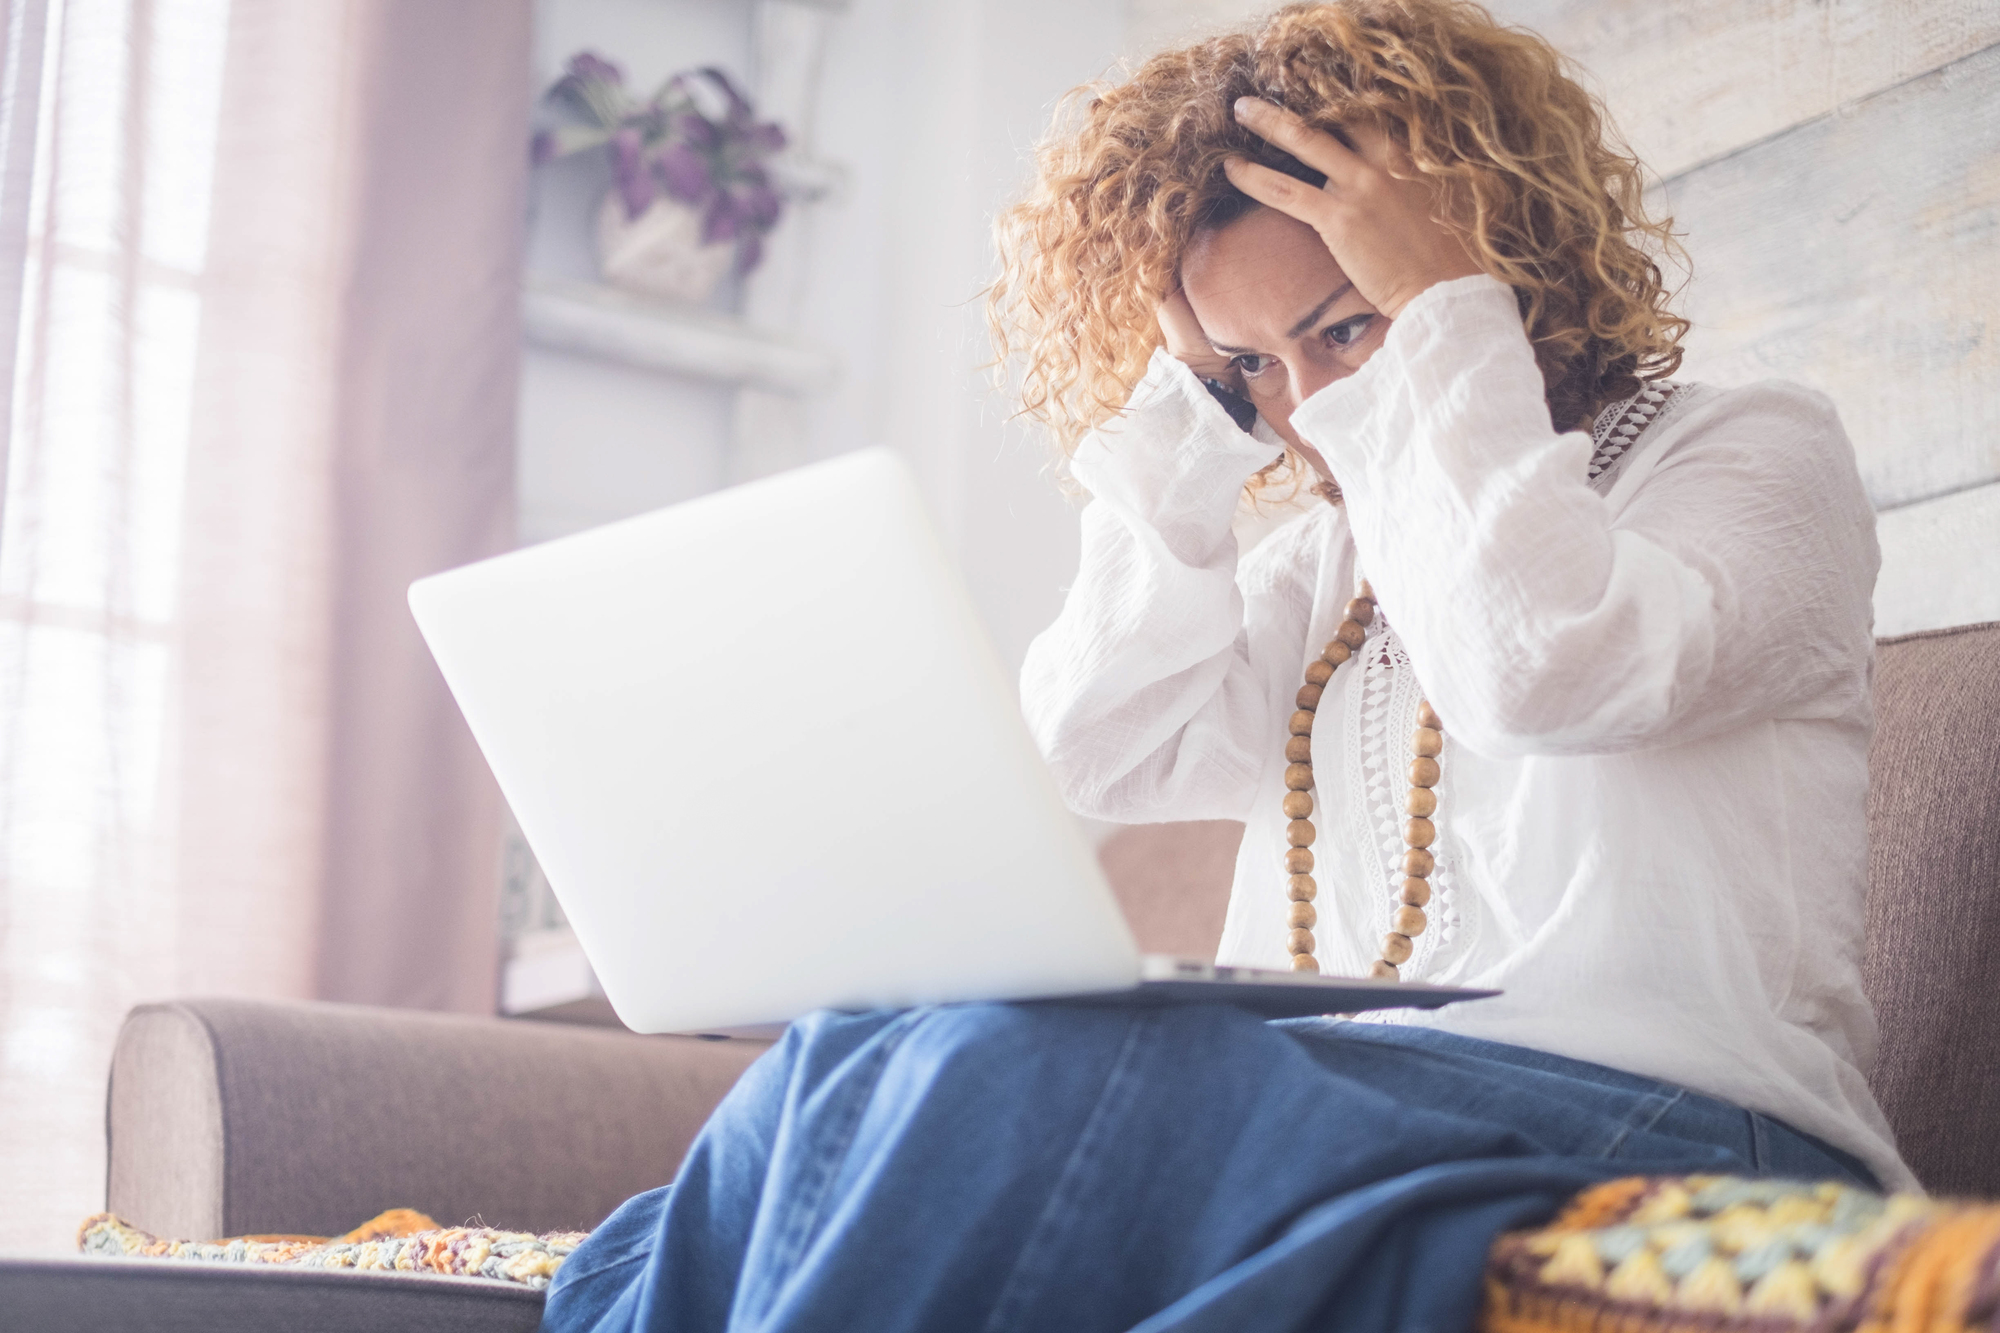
left=1225, top=98, right=1484, bottom=320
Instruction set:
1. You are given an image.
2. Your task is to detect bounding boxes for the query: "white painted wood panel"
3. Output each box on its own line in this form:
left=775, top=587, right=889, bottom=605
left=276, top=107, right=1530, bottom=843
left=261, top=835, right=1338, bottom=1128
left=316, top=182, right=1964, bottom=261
left=1488, top=0, right=2000, bottom=179
left=1118, top=0, right=2000, bottom=629
left=1129, top=1, right=2000, bottom=179
left=1665, top=43, right=2000, bottom=510
left=1874, top=482, right=2000, bottom=637
left=1125, top=0, right=1260, bottom=53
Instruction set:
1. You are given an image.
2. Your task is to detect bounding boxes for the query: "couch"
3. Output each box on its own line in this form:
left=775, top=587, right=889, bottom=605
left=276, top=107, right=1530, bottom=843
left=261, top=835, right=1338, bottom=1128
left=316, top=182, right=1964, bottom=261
left=4, top=621, right=1996, bottom=1331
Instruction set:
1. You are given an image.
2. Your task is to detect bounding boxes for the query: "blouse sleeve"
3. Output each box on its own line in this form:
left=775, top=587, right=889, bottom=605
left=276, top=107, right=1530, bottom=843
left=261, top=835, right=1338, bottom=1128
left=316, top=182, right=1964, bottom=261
left=1292, top=275, right=1879, bottom=760
left=1019, top=347, right=1286, bottom=822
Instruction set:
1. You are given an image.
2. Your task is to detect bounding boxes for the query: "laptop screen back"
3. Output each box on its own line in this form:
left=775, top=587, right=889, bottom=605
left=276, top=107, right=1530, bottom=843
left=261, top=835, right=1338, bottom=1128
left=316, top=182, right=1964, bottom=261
left=409, top=447, right=1140, bottom=1031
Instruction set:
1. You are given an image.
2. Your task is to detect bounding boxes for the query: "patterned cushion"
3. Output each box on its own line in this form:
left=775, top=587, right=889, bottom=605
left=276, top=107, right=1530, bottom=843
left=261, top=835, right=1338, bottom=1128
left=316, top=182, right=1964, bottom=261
left=77, top=1209, right=582, bottom=1291
left=1479, top=1174, right=2000, bottom=1332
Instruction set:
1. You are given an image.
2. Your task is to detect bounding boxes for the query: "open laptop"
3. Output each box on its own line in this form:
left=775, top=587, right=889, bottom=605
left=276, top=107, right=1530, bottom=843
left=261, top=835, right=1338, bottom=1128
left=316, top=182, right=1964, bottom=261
left=408, top=447, right=1495, bottom=1033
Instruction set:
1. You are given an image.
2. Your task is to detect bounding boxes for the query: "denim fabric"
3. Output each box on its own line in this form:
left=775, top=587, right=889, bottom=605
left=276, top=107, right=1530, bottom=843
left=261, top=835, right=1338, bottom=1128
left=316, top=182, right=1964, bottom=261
left=541, top=1003, right=1873, bottom=1333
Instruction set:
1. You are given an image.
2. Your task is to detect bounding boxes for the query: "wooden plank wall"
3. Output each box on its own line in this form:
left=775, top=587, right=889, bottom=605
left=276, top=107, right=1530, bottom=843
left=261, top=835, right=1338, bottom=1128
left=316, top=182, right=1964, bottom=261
left=1127, top=0, right=2000, bottom=635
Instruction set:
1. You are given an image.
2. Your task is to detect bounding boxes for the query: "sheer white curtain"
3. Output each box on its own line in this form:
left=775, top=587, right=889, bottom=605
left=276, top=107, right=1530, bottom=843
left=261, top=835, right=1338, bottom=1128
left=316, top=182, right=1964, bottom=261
left=0, top=0, right=528, bottom=1253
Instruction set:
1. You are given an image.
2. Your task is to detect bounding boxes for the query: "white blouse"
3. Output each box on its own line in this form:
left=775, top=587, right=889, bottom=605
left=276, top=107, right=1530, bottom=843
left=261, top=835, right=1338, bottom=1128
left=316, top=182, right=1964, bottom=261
left=1020, top=274, right=1912, bottom=1190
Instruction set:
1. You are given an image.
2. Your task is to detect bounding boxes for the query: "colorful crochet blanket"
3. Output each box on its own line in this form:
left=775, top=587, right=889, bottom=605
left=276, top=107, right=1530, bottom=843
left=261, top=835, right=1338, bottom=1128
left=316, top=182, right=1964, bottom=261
left=77, top=1207, right=585, bottom=1290
left=1480, top=1175, right=2000, bottom=1332
left=79, top=1175, right=2000, bottom=1325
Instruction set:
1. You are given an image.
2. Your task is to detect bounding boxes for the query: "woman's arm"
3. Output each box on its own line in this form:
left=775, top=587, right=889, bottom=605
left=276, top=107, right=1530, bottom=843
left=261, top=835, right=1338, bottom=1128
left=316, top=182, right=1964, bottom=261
left=1292, top=274, right=1879, bottom=758
left=1215, top=99, right=1878, bottom=760
left=1021, top=346, right=1285, bottom=821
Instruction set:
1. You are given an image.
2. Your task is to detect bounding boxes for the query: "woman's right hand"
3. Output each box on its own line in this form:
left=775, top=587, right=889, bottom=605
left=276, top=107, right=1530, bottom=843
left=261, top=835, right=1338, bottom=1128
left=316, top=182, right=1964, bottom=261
left=1158, top=286, right=1241, bottom=390
left=1161, top=282, right=1341, bottom=501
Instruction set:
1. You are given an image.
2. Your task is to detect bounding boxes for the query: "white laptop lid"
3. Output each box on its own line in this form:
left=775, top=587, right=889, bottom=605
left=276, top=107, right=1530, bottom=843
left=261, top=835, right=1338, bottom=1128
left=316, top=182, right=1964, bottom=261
left=410, top=447, right=1142, bottom=1032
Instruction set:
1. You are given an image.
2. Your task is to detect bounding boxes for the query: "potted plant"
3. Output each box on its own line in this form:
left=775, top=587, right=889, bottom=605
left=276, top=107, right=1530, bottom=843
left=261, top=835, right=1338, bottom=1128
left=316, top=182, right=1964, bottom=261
left=533, top=53, right=788, bottom=304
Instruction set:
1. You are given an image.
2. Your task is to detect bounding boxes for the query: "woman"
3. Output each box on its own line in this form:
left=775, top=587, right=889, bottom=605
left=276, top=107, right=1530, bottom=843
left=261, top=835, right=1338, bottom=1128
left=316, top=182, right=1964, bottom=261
left=544, top=4, right=1907, bottom=1330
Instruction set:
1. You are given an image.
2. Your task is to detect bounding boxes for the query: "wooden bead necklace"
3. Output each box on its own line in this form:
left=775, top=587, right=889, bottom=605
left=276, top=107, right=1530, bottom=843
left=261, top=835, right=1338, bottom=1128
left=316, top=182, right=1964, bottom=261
left=1280, top=580, right=1439, bottom=979
left=1282, top=381, right=1683, bottom=979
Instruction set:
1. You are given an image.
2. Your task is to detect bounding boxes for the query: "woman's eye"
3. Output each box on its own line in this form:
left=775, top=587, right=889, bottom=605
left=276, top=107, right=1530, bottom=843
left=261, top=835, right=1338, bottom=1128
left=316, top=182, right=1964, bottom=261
left=1324, top=314, right=1376, bottom=348
left=1230, top=353, right=1274, bottom=378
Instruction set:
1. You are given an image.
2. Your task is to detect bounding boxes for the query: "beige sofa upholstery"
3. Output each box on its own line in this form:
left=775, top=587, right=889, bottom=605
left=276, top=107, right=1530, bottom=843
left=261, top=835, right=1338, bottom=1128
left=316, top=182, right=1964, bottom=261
left=2, top=623, right=1994, bottom=1331
left=104, top=998, right=770, bottom=1241
left=1862, top=621, right=2000, bottom=1197
left=4, top=1003, right=768, bottom=1331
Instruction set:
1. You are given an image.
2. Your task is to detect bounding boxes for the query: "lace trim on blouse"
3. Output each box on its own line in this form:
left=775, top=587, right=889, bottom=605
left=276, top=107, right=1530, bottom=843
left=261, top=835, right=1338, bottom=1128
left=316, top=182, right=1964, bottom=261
left=1340, top=616, right=1472, bottom=980
left=1589, top=382, right=1686, bottom=491
left=1344, top=381, right=1686, bottom=983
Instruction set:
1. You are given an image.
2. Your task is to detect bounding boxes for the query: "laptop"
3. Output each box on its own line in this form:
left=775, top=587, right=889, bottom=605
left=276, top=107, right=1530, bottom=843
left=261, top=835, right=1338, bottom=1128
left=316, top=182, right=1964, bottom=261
left=408, top=446, right=1495, bottom=1033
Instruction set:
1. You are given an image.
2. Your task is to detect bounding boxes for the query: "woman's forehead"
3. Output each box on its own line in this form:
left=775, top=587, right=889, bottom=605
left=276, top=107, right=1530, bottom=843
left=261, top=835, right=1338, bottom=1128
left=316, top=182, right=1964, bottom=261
left=1182, top=208, right=1352, bottom=343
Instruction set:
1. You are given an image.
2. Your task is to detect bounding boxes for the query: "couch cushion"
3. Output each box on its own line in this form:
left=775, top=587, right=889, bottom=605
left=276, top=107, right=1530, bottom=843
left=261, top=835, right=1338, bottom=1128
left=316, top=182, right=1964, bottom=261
left=0, top=1258, right=542, bottom=1333
left=108, top=998, right=771, bottom=1240
left=1097, top=819, right=1241, bottom=958
left=1863, top=620, right=2000, bottom=1196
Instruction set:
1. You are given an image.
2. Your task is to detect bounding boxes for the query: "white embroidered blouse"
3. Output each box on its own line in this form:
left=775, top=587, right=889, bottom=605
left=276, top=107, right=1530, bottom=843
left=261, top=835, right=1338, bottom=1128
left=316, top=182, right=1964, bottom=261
left=1019, top=274, right=1913, bottom=1190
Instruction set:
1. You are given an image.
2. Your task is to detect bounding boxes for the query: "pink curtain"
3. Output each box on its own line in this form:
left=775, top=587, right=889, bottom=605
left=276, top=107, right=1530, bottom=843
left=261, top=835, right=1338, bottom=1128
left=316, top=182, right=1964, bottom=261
left=317, top=3, right=527, bottom=1009
left=0, top=0, right=529, bottom=1253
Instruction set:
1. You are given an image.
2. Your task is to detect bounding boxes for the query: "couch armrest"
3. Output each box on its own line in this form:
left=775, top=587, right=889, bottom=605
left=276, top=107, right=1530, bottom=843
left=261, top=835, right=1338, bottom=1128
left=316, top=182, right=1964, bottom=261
left=0, top=1258, right=544, bottom=1333
left=106, top=998, right=770, bottom=1241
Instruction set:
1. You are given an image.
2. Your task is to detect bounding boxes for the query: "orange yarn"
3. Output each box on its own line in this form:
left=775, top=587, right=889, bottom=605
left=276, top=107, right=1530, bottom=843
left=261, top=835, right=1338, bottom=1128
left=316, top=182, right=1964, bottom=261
left=1545, top=1178, right=1655, bottom=1234
left=1477, top=1176, right=2000, bottom=1333
left=1857, top=1207, right=2000, bottom=1333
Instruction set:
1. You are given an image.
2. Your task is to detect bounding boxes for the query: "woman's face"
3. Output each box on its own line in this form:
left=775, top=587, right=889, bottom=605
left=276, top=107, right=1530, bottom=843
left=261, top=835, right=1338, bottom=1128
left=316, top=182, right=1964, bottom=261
left=1181, top=204, right=1390, bottom=463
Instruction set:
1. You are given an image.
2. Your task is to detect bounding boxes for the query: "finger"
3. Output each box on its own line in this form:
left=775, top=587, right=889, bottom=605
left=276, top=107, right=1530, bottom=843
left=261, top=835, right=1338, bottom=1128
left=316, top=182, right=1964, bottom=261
left=1339, top=121, right=1403, bottom=175
left=1222, top=156, right=1336, bottom=231
left=1156, top=285, right=1242, bottom=386
left=1233, top=97, right=1364, bottom=186
left=1156, top=286, right=1208, bottom=350
left=1342, top=120, right=1474, bottom=229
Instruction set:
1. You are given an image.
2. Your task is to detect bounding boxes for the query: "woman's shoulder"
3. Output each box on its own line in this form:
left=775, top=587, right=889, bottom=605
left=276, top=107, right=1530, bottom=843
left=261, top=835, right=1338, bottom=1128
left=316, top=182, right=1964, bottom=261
left=1669, top=377, right=1841, bottom=428
left=1615, top=378, right=1868, bottom=510
left=1652, top=378, right=1848, bottom=457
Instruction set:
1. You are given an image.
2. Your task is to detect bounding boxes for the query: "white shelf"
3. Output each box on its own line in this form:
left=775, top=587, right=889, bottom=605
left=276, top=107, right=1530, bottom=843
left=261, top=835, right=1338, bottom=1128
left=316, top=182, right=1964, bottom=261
left=499, top=928, right=788, bottom=1038
left=503, top=927, right=598, bottom=1008
left=521, top=273, right=838, bottom=395
left=502, top=927, right=623, bottom=1026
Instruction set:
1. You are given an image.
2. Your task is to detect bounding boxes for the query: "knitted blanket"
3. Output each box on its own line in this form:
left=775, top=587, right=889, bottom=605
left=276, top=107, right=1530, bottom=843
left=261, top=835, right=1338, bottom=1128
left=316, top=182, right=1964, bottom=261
left=79, top=1176, right=2000, bottom=1324
left=77, top=1207, right=585, bottom=1290
left=1479, top=1175, right=2000, bottom=1332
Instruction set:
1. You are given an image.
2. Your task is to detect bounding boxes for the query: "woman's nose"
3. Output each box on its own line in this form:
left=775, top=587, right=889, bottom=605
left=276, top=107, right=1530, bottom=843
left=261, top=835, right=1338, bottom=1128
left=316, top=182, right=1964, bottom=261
left=1292, top=360, right=1345, bottom=409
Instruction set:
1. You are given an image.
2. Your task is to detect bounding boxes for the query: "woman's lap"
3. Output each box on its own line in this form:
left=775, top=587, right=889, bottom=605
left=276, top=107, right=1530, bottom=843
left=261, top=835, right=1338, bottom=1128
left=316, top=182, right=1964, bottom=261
left=543, top=1003, right=1871, bottom=1333
left=1280, top=1019, right=1874, bottom=1183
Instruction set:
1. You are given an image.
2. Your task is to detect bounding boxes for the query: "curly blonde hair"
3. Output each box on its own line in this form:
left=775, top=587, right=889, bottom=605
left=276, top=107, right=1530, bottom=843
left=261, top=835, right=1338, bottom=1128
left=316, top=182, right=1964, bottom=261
left=987, top=0, right=1688, bottom=464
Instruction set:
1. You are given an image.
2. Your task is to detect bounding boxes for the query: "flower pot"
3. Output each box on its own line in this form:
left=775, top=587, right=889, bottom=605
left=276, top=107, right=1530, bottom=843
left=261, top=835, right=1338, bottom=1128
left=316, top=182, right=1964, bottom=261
left=594, top=191, right=736, bottom=304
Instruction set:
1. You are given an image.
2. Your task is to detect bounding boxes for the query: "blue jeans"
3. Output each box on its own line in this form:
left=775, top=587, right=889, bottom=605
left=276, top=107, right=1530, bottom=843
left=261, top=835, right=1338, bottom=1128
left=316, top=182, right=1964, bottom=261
left=542, top=1002, right=1872, bottom=1333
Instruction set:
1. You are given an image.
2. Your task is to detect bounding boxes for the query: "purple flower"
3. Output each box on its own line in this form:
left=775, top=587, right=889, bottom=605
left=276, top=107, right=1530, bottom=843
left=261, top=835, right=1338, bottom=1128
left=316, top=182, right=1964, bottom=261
left=654, top=141, right=714, bottom=205
left=694, top=67, right=753, bottom=123
left=739, top=182, right=782, bottom=229
left=627, top=103, right=669, bottom=138
left=567, top=51, right=624, bottom=84
left=671, top=112, right=718, bottom=152
left=547, top=51, right=632, bottom=126
left=702, top=192, right=744, bottom=245
left=611, top=127, right=656, bottom=218
left=536, top=52, right=794, bottom=273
